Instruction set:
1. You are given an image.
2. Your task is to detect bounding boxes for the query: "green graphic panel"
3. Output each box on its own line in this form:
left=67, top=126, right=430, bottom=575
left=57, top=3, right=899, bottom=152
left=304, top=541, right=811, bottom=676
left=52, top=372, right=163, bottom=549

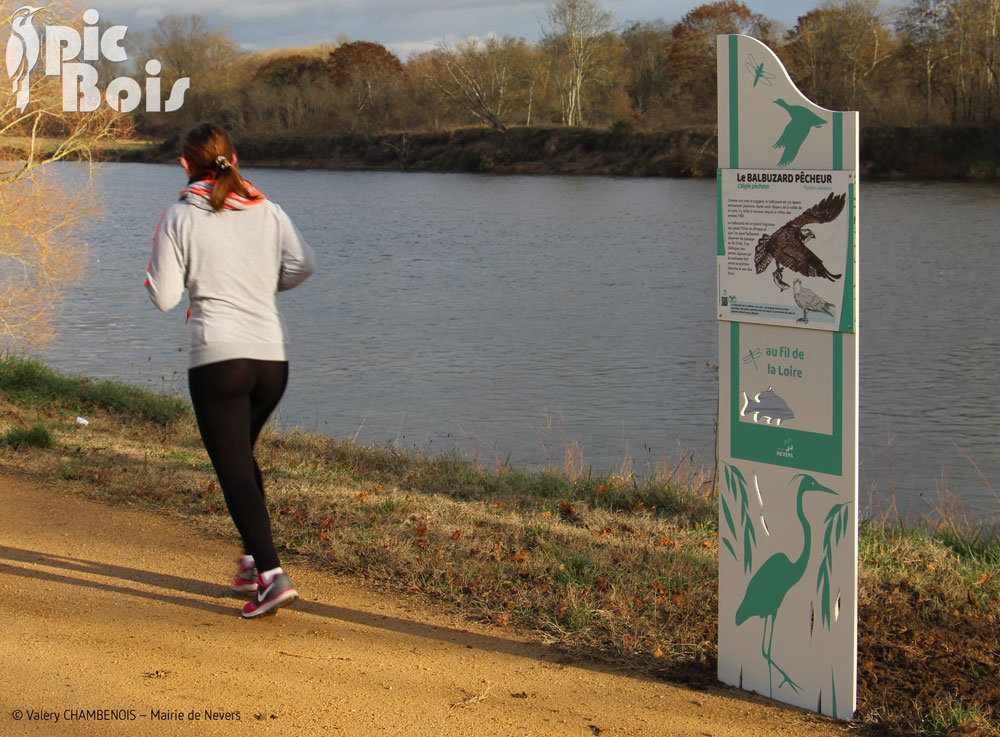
left=730, top=323, right=842, bottom=475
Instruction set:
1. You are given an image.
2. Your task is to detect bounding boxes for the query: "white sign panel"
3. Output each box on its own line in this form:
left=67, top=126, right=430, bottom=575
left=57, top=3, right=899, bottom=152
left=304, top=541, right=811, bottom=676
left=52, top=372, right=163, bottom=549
left=718, top=169, right=855, bottom=331
left=716, top=34, right=859, bottom=722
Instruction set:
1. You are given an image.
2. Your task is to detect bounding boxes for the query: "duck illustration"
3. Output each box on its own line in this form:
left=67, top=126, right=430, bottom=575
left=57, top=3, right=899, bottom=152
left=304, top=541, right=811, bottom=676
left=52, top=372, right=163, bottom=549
left=773, top=98, right=826, bottom=167
left=792, top=279, right=835, bottom=324
left=755, top=192, right=845, bottom=291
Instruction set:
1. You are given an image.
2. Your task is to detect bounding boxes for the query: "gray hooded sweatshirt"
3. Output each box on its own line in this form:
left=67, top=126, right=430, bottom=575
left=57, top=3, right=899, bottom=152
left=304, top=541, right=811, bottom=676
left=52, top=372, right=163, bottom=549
left=145, top=183, right=316, bottom=368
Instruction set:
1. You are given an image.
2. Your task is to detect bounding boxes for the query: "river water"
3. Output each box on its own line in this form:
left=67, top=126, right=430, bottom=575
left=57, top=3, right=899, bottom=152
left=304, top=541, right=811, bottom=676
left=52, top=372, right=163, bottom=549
left=34, top=163, right=1000, bottom=523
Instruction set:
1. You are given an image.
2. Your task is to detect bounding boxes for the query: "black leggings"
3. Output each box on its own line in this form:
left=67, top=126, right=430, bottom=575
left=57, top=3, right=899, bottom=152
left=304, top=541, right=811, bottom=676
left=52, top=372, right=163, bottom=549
left=188, top=358, right=288, bottom=572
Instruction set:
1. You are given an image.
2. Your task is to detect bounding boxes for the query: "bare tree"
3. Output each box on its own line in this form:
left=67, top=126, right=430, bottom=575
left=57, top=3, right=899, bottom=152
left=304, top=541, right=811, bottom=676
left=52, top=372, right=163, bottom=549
left=784, top=1, right=892, bottom=112
left=145, top=14, right=243, bottom=124
left=1, top=4, right=130, bottom=348
left=432, top=35, right=535, bottom=132
left=897, top=0, right=953, bottom=122
left=540, top=0, right=616, bottom=126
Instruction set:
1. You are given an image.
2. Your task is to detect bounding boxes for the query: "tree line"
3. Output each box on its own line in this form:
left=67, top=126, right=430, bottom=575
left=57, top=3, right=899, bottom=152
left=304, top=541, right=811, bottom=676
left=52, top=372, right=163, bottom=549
left=123, top=0, right=1000, bottom=140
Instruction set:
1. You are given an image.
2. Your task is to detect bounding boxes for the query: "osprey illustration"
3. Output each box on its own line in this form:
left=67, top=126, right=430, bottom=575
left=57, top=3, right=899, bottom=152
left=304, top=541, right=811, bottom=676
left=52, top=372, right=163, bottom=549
left=755, top=192, right=845, bottom=291
left=792, top=279, right=835, bottom=324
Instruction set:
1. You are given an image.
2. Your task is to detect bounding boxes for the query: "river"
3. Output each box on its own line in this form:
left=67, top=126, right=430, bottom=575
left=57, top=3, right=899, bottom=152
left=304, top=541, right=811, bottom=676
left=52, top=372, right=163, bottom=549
left=34, top=163, right=1000, bottom=524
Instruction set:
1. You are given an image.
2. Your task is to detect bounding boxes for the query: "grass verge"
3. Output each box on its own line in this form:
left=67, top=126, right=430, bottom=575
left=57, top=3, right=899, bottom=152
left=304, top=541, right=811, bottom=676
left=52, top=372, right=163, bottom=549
left=1, top=356, right=997, bottom=737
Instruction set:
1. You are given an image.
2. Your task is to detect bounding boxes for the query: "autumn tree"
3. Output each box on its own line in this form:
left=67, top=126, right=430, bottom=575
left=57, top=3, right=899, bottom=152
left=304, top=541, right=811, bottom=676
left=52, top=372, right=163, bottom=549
left=241, top=51, right=337, bottom=134
left=328, top=41, right=406, bottom=132
left=668, top=1, right=772, bottom=111
left=143, top=14, right=243, bottom=126
left=432, top=35, right=540, bottom=132
left=783, top=1, right=892, bottom=114
left=1, top=3, right=130, bottom=348
left=897, top=0, right=953, bottom=122
left=540, top=0, right=617, bottom=126
left=934, top=0, right=1000, bottom=122
left=620, top=21, right=673, bottom=120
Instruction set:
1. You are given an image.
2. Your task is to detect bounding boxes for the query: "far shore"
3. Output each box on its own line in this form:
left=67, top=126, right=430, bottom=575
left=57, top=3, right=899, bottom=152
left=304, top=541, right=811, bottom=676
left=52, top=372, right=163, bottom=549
left=7, top=123, right=995, bottom=181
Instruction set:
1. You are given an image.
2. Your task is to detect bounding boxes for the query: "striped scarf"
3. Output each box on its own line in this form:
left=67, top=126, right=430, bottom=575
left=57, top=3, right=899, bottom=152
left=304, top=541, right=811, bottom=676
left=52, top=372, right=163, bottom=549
left=179, top=175, right=267, bottom=210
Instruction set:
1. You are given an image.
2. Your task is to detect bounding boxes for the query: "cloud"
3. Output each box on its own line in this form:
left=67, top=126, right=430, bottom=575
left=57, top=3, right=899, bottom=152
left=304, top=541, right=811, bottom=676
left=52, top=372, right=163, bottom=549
left=92, top=0, right=816, bottom=53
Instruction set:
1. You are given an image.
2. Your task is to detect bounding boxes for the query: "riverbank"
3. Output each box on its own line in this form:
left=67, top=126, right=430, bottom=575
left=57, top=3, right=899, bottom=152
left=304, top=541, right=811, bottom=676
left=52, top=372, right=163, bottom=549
left=1, top=356, right=998, bottom=736
left=105, top=124, right=1000, bottom=180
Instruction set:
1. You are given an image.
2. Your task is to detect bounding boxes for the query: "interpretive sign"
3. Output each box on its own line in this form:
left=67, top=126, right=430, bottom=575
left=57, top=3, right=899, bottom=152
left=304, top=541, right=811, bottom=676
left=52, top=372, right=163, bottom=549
left=718, top=169, right=855, bottom=331
left=716, top=35, right=859, bottom=722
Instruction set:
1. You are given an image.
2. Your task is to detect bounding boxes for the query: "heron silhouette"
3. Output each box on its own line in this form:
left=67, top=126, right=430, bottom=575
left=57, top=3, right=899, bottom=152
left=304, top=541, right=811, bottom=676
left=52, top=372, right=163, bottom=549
left=773, top=98, right=826, bottom=167
left=735, top=473, right=837, bottom=697
left=6, top=5, right=50, bottom=113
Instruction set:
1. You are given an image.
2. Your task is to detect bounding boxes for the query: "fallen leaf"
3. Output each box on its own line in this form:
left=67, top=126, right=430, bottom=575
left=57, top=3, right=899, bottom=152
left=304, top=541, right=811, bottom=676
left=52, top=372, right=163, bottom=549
left=451, top=530, right=461, bottom=540
left=660, top=536, right=676, bottom=548
left=672, top=593, right=687, bottom=607
left=511, top=549, right=529, bottom=562
left=541, top=510, right=552, bottom=519
left=652, top=644, right=664, bottom=658
left=415, top=521, right=428, bottom=537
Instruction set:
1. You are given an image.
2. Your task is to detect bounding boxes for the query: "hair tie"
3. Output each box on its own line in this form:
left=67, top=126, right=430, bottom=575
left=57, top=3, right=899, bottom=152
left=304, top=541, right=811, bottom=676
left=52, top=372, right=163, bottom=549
left=214, top=155, right=231, bottom=171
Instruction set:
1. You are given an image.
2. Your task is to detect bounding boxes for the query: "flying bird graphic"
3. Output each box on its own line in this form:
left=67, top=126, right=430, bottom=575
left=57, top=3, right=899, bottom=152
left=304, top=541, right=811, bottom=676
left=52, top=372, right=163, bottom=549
left=792, top=279, right=836, bottom=324
left=6, top=5, right=49, bottom=113
left=755, top=192, right=846, bottom=291
left=773, top=98, right=826, bottom=167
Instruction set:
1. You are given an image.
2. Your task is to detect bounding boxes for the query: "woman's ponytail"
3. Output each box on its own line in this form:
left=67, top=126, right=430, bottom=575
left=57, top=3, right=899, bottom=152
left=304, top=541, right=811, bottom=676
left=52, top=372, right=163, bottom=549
left=181, top=123, right=259, bottom=213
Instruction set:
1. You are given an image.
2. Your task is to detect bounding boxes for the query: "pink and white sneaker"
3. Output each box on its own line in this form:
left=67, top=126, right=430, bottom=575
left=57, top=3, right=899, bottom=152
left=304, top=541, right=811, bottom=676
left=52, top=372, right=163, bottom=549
left=230, top=559, right=258, bottom=593
left=241, top=572, right=298, bottom=618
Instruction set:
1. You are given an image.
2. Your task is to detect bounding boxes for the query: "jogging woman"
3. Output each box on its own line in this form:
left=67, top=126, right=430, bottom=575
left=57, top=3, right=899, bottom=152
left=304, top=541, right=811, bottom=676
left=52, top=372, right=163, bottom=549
left=145, top=122, right=316, bottom=618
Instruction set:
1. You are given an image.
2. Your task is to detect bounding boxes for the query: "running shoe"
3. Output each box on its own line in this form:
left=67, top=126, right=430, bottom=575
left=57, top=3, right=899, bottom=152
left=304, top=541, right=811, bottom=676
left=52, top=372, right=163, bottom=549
left=241, top=572, right=298, bottom=618
left=230, top=559, right=258, bottom=593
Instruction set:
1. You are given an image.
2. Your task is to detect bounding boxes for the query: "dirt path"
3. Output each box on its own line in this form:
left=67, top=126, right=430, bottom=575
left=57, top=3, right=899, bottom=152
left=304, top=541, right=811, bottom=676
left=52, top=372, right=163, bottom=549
left=0, top=472, right=848, bottom=736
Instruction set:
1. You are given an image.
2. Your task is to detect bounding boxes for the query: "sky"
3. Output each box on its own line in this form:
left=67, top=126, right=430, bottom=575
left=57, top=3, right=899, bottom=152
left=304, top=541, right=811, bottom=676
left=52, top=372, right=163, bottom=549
left=86, top=0, right=827, bottom=60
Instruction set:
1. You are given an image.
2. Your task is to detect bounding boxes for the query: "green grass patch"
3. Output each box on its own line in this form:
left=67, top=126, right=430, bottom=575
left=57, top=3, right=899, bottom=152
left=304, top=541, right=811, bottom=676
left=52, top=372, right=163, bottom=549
left=3, top=421, right=53, bottom=449
left=0, top=355, right=188, bottom=426
left=912, top=697, right=994, bottom=736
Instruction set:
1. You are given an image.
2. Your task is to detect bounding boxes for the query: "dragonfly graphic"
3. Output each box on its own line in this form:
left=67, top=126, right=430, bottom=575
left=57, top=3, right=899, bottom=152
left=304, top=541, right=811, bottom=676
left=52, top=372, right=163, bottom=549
left=745, top=53, right=775, bottom=88
left=742, top=348, right=762, bottom=371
